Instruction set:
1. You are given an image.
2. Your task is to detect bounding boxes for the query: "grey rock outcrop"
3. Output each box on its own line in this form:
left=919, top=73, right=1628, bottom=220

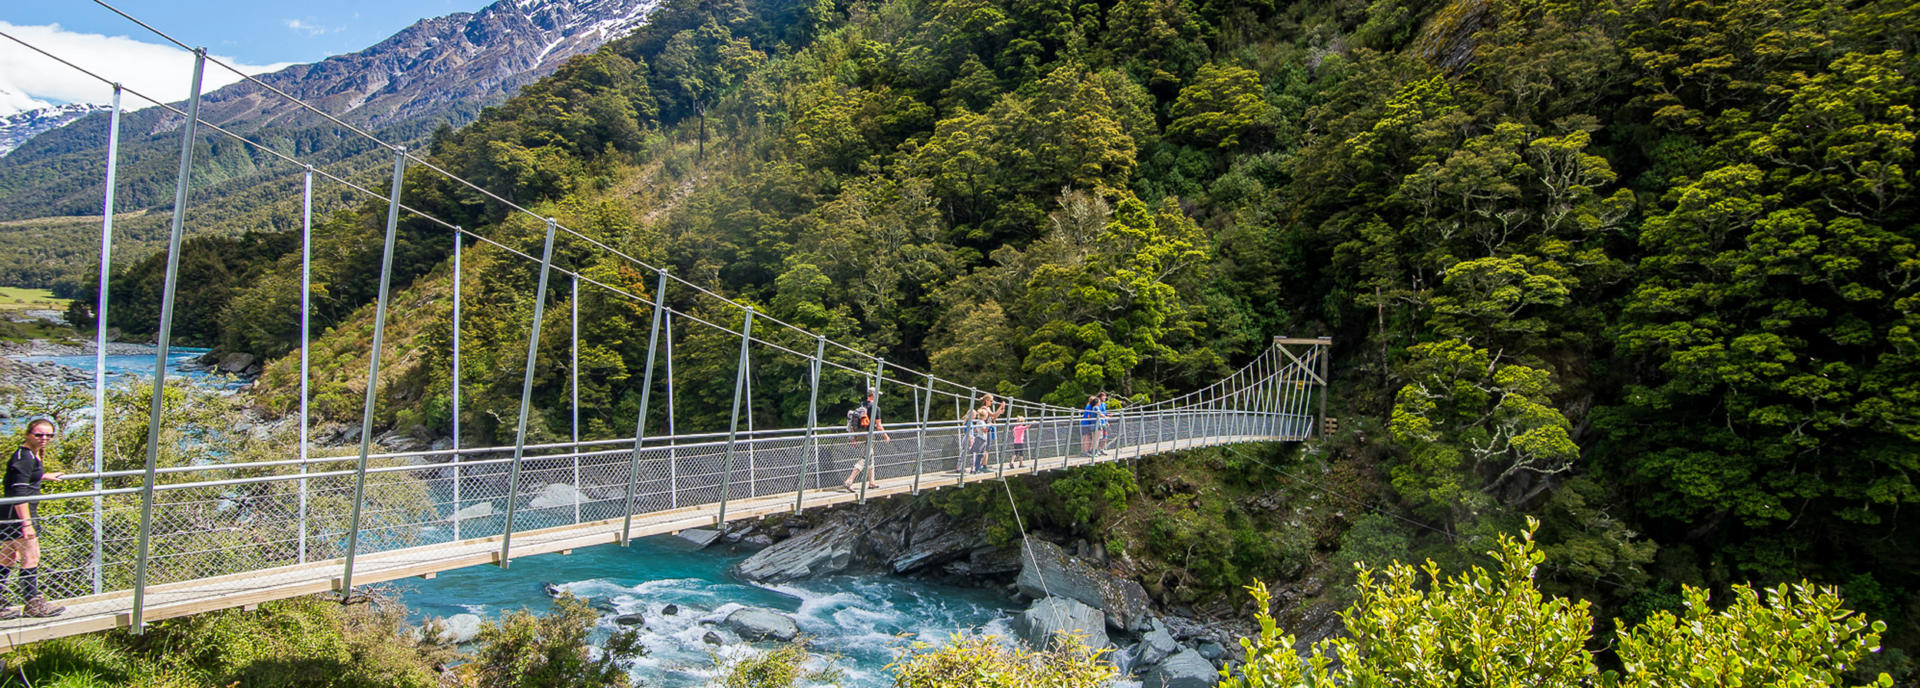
left=1197, top=640, right=1226, bottom=661
left=730, top=499, right=918, bottom=582
left=1014, top=539, right=1151, bottom=632
left=613, top=612, right=645, bottom=626
left=731, top=523, right=857, bottom=582
left=722, top=607, right=799, bottom=642
left=1140, top=648, right=1219, bottom=688
left=217, top=352, right=256, bottom=374
left=888, top=512, right=984, bottom=574
left=1132, top=619, right=1181, bottom=667
left=675, top=528, right=722, bottom=548
left=1012, top=596, right=1108, bottom=652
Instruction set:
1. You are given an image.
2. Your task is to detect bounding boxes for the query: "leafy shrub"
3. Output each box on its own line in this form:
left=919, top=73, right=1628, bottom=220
left=1049, top=462, right=1138, bottom=524
left=889, top=632, right=1114, bottom=688
left=463, top=593, right=644, bottom=688
left=1226, top=520, right=1891, bottom=688
left=2, top=593, right=452, bottom=688
left=708, top=638, right=838, bottom=688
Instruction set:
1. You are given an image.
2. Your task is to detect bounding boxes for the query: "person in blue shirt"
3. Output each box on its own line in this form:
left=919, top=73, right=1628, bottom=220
left=1080, top=393, right=1105, bottom=457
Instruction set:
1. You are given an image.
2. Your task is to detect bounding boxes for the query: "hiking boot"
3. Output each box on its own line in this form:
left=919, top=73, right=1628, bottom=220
left=0, top=604, right=19, bottom=621
left=22, top=597, right=63, bottom=618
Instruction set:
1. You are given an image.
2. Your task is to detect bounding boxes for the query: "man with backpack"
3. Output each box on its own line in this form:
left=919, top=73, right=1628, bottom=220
left=842, top=387, right=889, bottom=491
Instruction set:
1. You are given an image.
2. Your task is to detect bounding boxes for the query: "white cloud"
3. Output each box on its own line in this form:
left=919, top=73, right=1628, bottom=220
left=0, top=85, right=53, bottom=114
left=284, top=19, right=339, bottom=37
left=0, top=22, right=294, bottom=117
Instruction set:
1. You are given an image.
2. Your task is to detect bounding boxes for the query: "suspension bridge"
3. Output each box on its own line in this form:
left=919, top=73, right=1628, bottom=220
left=0, top=4, right=1331, bottom=650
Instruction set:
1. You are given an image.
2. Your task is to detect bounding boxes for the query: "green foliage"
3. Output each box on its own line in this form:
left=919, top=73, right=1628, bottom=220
left=1612, top=583, right=1890, bottom=688
left=708, top=639, right=838, bottom=688
left=34, top=0, right=1917, bottom=658
left=0, top=594, right=453, bottom=688
left=1169, top=62, right=1276, bottom=149
left=1227, top=522, right=1891, bottom=688
left=888, top=632, right=1115, bottom=688
left=1388, top=339, right=1577, bottom=514
left=466, top=593, right=645, bottom=688
left=1049, top=461, right=1138, bottom=524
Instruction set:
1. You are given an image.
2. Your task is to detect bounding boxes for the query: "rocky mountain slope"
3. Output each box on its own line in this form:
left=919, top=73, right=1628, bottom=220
left=187, top=0, right=662, bottom=132
left=0, top=103, right=110, bottom=157
left=0, top=0, right=661, bottom=226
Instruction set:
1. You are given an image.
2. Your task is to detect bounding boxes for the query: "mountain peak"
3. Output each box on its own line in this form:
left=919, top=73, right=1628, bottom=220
left=0, top=103, right=112, bottom=158
left=193, top=0, right=662, bottom=131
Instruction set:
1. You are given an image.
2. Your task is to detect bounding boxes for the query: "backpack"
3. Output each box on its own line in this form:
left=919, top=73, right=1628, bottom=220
left=846, top=405, right=869, bottom=432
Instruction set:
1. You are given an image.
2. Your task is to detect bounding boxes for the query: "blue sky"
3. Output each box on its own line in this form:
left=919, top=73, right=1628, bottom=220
left=1, top=0, right=492, bottom=115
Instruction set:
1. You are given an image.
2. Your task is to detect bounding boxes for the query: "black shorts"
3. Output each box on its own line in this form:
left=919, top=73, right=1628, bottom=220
left=0, top=502, right=33, bottom=541
left=1012, top=443, right=1027, bottom=457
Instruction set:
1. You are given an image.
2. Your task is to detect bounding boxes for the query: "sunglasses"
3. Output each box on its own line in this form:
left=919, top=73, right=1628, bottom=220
left=30, top=433, right=55, bottom=438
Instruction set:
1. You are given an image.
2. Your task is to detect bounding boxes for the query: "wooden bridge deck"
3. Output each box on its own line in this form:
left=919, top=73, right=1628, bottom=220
left=0, top=433, right=1277, bottom=649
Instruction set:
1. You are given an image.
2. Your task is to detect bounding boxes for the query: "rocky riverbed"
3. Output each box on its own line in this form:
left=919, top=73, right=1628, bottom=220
left=0, top=338, right=157, bottom=388
left=704, top=492, right=1345, bottom=685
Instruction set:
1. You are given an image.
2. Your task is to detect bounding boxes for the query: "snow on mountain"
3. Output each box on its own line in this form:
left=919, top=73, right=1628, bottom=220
left=176, top=0, right=662, bottom=132
left=0, top=102, right=110, bottom=157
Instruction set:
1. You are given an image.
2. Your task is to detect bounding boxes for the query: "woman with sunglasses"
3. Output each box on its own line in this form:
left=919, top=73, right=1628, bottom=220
left=0, top=418, right=67, bottom=618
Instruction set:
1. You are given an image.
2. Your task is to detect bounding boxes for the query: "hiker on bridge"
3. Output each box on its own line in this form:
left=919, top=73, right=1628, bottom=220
left=842, top=387, right=889, bottom=492
left=1080, top=392, right=1110, bottom=457
left=967, top=393, right=1009, bottom=473
left=1, top=418, right=68, bottom=619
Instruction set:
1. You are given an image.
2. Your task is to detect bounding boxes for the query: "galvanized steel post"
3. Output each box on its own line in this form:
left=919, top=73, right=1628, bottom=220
left=665, top=314, right=677, bottom=508
left=450, top=230, right=462, bottom=539
left=1317, top=338, right=1331, bottom=439
left=793, top=335, right=824, bottom=513
left=340, top=146, right=410, bottom=594
left=497, top=219, right=560, bottom=569
left=716, top=308, right=754, bottom=524
left=570, top=273, right=580, bottom=524
left=911, top=373, right=930, bottom=494
left=89, top=85, right=122, bottom=595
left=297, top=167, right=313, bottom=561
left=619, top=270, right=669, bottom=543
left=132, top=51, right=206, bottom=632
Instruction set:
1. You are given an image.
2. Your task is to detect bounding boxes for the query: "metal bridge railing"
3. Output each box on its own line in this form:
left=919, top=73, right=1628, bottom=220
left=1, top=400, right=1324, bottom=625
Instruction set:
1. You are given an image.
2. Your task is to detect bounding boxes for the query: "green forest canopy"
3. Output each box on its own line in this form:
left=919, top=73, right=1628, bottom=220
left=58, top=0, right=1920, bottom=667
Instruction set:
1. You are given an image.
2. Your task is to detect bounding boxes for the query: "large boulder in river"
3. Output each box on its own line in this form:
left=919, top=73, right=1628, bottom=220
left=1015, top=539, right=1152, bottom=632
left=731, top=521, right=856, bottom=582
left=723, top=607, right=799, bottom=642
left=731, top=504, right=893, bottom=582
left=1012, top=596, right=1108, bottom=652
left=452, top=502, right=495, bottom=521
left=217, top=352, right=255, bottom=374
left=528, top=483, right=582, bottom=510
left=1140, top=648, right=1219, bottom=688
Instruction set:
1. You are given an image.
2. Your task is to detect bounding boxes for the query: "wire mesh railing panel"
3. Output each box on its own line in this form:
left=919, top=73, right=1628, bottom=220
left=0, top=355, right=1323, bottom=642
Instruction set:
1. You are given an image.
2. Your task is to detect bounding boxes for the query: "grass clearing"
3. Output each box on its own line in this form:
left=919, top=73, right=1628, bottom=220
left=0, top=286, right=70, bottom=315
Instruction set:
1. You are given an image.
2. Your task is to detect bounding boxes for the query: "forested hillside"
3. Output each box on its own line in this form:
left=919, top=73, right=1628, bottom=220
left=82, top=0, right=1920, bottom=669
